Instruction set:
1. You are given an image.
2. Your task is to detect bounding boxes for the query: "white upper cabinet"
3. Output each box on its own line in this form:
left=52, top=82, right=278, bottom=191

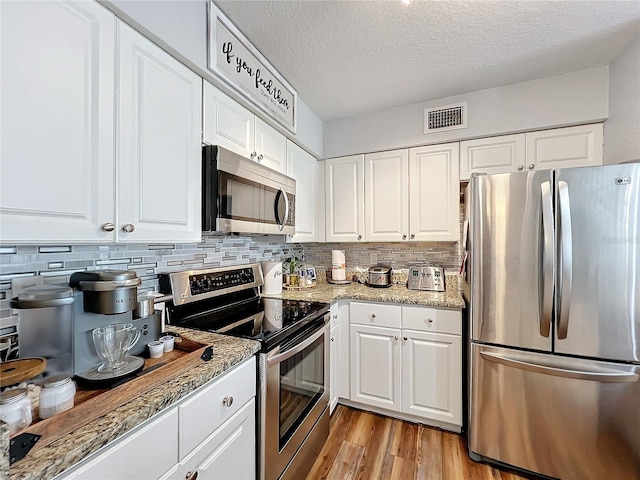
left=0, top=1, right=116, bottom=243
left=460, top=123, right=603, bottom=180
left=325, top=155, right=365, bottom=242
left=364, top=150, right=409, bottom=242
left=287, top=141, right=321, bottom=242
left=460, top=134, right=526, bottom=180
left=117, top=22, right=202, bottom=243
left=408, top=143, right=460, bottom=242
left=526, top=123, right=604, bottom=170
left=202, top=81, right=287, bottom=173
left=0, top=1, right=202, bottom=244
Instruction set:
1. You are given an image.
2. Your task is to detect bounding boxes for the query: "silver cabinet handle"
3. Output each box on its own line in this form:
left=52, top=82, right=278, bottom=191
left=517, top=165, right=524, bottom=171
left=403, top=336, right=408, bottom=341
left=370, top=313, right=376, bottom=319
left=331, top=336, right=335, bottom=342
left=257, top=154, right=264, bottom=161
left=185, top=471, right=198, bottom=480
left=250, top=151, right=257, bottom=158
left=333, top=315, right=338, bottom=319
left=357, top=234, right=362, bottom=240
left=122, top=224, right=135, bottom=233
left=528, top=164, right=535, bottom=170
left=101, top=223, right=115, bottom=232
left=402, top=234, right=407, bottom=240
left=427, top=318, right=434, bottom=323
left=410, top=233, right=415, bottom=239
left=222, top=396, right=234, bottom=407
left=394, top=336, right=399, bottom=341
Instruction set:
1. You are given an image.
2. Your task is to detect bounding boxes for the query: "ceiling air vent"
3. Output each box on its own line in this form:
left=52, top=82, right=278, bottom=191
left=424, top=102, right=467, bottom=133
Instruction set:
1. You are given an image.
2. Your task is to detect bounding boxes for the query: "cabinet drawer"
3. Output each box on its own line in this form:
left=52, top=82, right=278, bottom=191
left=59, top=408, right=178, bottom=480
left=179, top=356, right=256, bottom=459
left=350, top=302, right=401, bottom=328
left=402, top=306, right=461, bottom=335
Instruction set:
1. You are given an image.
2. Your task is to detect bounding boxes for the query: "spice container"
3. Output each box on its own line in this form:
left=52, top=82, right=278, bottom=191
left=0, top=388, right=32, bottom=434
left=39, top=374, right=76, bottom=419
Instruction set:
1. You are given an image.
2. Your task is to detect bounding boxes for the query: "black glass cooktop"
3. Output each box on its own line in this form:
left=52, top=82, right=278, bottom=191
left=166, top=290, right=329, bottom=351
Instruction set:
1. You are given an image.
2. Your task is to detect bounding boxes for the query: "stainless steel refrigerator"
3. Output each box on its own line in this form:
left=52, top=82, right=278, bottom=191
left=465, top=162, right=640, bottom=480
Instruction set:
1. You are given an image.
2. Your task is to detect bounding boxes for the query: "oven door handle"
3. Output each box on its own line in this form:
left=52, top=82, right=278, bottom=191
left=267, top=324, right=327, bottom=366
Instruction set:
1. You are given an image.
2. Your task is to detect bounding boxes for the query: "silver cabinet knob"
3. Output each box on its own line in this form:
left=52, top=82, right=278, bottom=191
left=394, top=335, right=399, bottom=341
left=518, top=165, right=524, bottom=171
left=357, top=234, right=362, bottom=240
left=185, top=471, right=198, bottom=480
left=333, top=314, right=338, bottom=319
left=257, top=154, right=264, bottom=161
left=427, top=318, right=434, bottom=323
left=250, top=151, right=257, bottom=158
left=101, top=223, right=115, bottom=232
left=410, top=233, right=415, bottom=239
left=402, top=234, right=407, bottom=240
left=528, top=164, right=535, bottom=170
left=122, top=224, right=135, bottom=233
left=371, top=313, right=376, bottom=319
left=222, top=396, right=234, bottom=407
left=331, top=336, right=335, bottom=342
left=403, top=337, right=408, bottom=341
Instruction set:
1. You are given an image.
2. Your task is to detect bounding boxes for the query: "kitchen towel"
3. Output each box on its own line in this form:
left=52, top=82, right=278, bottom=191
left=261, top=261, right=283, bottom=295
left=331, top=250, right=346, bottom=281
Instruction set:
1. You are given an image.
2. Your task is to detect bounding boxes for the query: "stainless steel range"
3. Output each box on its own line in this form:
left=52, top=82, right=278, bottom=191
left=159, top=264, right=330, bottom=480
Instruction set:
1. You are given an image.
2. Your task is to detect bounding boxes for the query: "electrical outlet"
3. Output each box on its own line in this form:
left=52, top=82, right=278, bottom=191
left=369, top=252, right=377, bottom=264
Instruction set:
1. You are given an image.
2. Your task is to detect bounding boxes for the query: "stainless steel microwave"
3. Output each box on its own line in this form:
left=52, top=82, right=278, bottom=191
left=202, top=145, right=296, bottom=235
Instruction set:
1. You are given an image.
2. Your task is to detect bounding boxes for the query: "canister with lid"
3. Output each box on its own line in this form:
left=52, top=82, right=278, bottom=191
left=39, top=374, right=76, bottom=419
left=0, top=388, right=32, bottom=434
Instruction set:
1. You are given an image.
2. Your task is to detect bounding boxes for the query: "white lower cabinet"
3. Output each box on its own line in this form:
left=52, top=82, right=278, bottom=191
left=57, top=357, right=256, bottom=480
left=346, top=301, right=462, bottom=430
left=177, top=399, right=256, bottom=480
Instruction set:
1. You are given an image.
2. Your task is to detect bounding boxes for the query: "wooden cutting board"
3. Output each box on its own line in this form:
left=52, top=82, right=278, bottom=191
left=1, top=357, right=47, bottom=387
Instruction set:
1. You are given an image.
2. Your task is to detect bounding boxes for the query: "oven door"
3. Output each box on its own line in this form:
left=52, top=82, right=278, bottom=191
left=260, top=320, right=329, bottom=480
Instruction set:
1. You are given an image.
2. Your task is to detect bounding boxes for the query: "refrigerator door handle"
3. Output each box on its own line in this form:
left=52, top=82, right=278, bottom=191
left=540, top=181, right=554, bottom=338
left=480, top=351, right=639, bottom=383
left=557, top=180, right=573, bottom=339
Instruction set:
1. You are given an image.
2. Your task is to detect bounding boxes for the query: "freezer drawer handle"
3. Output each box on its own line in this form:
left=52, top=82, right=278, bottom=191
left=480, top=351, right=639, bottom=383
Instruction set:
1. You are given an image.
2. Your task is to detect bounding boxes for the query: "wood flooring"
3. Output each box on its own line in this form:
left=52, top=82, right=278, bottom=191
left=306, top=405, right=538, bottom=480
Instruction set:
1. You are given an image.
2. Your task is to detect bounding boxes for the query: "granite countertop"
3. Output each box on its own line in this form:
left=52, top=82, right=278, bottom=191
left=264, top=275, right=466, bottom=310
left=4, top=329, right=260, bottom=480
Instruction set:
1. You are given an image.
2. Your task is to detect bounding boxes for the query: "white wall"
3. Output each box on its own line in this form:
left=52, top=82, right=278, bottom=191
left=604, top=35, right=640, bottom=164
left=103, top=0, right=323, bottom=158
left=323, top=66, right=609, bottom=159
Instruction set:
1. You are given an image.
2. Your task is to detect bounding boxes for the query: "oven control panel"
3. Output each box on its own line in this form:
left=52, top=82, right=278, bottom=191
left=189, top=268, right=255, bottom=295
left=159, top=263, right=264, bottom=306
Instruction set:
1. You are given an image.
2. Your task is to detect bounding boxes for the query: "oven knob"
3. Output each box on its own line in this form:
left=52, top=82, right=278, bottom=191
left=222, top=396, right=234, bottom=407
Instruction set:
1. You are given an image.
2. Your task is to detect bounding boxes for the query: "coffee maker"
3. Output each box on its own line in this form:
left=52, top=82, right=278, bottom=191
left=70, top=271, right=161, bottom=377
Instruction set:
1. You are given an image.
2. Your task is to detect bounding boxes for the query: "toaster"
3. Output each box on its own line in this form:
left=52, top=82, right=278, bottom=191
left=407, top=265, right=446, bottom=292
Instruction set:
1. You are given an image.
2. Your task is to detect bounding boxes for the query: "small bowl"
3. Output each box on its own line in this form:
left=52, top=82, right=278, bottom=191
left=159, top=335, right=175, bottom=353
left=147, top=341, right=164, bottom=358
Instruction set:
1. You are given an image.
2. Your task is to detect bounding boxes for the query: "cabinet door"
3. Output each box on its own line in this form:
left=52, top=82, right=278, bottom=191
left=325, top=155, right=365, bottom=242
left=287, top=141, right=319, bottom=242
left=408, top=143, right=460, bottom=242
left=364, top=149, right=409, bottom=242
left=178, top=399, right=255, bottom=480
left=255, top=117, right=287, bottom=173
left=350, top=324, right=401, bottom=411
left=459, top=134, right=526, bottom=180
left=526, top=123, right=604, bottom=170
left=402, top=330, right=462, bottom=426
left=202, top=81, right=254, bottom=158
left=329, top=323, right=338, bottom=414
left=60, top=408, right=179, bottom=480
left=117, top=21, right=202, bottom=243
left=0, top=1, right=115, bottom=243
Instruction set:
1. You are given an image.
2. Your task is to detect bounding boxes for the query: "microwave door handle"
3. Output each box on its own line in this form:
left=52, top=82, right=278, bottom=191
left=557, top=180, right=573, bottom=340
left=274, top=188, right=289, bottom=231
left=267, top=324, right=327, bottom=366
left=540, top=181, right=554, bottom=338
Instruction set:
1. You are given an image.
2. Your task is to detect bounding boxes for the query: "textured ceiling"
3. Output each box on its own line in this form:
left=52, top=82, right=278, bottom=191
left=213, top=0, right=640, bottom=121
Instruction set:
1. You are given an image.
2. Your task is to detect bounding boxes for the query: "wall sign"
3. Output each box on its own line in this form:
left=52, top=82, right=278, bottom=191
left=208, top=2, right=297, bottom=133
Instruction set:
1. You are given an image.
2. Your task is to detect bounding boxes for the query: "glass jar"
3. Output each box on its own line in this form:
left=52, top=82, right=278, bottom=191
left=39, top=375, right=76, bottom=419
left=0, top=388, right=32, bottom=434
